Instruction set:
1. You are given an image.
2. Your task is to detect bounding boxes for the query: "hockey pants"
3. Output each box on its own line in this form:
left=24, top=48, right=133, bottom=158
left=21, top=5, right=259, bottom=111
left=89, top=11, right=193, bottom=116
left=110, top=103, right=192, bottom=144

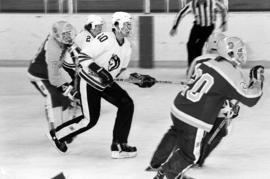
left=161, top=114, right=204, bottom=179
left=55, top=80, right=134, bottom=144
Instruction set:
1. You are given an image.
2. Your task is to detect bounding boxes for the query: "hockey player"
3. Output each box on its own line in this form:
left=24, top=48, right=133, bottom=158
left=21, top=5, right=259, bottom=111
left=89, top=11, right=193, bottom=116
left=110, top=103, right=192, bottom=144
left=146, top=32, right=238, bottom=171
left=50, top=12, right=156, bottom=158
left=63, top=14, right=104, bottom=78
left=27, top=20, right=78, bottom=150
left=152, top=36, right=264, bottom=179
left=193, top=34, right=264, bottom=167
left=146, top=32, right=228, bottom=171
left=59, top=15, right=105, bottom=145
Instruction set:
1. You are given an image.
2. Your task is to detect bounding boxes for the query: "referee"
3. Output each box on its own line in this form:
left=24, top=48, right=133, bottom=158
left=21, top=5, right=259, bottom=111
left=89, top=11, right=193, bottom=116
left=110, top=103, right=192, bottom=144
left=170, top=0, right=228, bottom=68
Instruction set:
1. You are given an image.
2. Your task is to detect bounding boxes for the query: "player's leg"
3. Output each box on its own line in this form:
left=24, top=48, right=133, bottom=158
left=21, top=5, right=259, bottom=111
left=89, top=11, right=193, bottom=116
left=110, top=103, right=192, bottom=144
left=187, top=23, right=201, bottom=66
left=154, top=115, right=204, bottom=179
left=47, top=80, right=100, bottom=153
left=30, top=79, right=68, bottom=129
left=33, top=80, right=70, bottom=152
left=146, top=125, right=178, bottom=171
left=196, top=117, right=228, bottom=167
left=29, top=77, right=72, bottom=152
left=194, top=25, right=215, bottom=58
left=30, top=80, right=55, bottom=130
left=55, top=80, right=102, bottom=143
left=102, top=82, right=136, bottom=159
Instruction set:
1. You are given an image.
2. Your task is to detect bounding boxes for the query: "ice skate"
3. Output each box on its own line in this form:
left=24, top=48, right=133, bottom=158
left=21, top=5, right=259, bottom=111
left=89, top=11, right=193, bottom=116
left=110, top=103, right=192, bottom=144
left=47, top=130, right=68, bottom=153
left=145, top=165, right=160, bottom=172
left=153, top=169, right=165, bottom=179
left=111, top=143, right=137, bottom=159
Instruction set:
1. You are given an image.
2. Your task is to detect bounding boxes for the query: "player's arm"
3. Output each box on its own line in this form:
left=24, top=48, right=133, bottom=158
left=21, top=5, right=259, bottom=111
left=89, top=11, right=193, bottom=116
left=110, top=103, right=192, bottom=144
left=116, top=68, right=156, bottom=88
left=226, top=75, right=263, bottom=107
left=115, top=44, right=156, bottom=88
left=216, top=1, right=228, bottom=31
left=117, top=51, right=156, bottom=88
left=45, top=39, right=73, bottom=87
left=115, top=45, right=156, bottom=89
left=170, top=2, right=192, bottom=36
left=77, top=33, right=113, bottom=89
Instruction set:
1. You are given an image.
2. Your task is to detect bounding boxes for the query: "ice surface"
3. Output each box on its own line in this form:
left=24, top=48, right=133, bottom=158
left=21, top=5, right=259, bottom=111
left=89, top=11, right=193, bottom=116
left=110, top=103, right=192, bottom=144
left=0, top=67, right=270, bottom=179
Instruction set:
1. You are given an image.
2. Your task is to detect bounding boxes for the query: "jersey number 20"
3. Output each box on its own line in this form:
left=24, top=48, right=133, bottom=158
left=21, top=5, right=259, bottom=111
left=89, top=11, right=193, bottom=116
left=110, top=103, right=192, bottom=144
left=186, top=73, right=214, bottom=102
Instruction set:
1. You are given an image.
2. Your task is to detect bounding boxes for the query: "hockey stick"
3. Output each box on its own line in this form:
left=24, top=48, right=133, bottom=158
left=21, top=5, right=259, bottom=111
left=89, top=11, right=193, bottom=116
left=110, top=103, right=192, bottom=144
left=196, top=101, right=241, bottom=166
left=115, top=78, right=186, bottom=85
left=207, top=101, right=240, bottom=145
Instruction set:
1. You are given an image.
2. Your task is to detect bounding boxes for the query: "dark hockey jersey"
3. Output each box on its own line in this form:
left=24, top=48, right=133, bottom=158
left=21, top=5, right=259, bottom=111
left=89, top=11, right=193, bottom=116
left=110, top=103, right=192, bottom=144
left=171, top=57, right=262, bottom=132
left=28, top=35, right=72, bottom=87
left=28, top=35, right=50, bottom=79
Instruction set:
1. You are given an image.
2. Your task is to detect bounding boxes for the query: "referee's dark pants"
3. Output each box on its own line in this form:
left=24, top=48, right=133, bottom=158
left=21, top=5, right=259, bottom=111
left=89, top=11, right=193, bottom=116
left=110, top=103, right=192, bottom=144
left=187, top=22, right=215, bottom=66
left=56, top=80, right=134, bottom=144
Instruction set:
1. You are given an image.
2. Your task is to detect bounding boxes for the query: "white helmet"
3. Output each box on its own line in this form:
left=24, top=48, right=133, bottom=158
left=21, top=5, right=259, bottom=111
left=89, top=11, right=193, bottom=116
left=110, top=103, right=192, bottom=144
left=217, top=36, right=247, bottom=66
left=85, top=15, right=104, bottom=36
left=206, top=32, right=226, bottom=51
left=112, top=12, right=132, bottom=34
left=52, top=20, right=76, bottom=45
left=85, top=15, right=104, bottom=28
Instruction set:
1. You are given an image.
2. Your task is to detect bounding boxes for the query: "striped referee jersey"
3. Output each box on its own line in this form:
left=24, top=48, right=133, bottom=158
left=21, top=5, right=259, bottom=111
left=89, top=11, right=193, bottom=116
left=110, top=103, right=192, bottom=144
left=172, top=0, right=227, bottom=29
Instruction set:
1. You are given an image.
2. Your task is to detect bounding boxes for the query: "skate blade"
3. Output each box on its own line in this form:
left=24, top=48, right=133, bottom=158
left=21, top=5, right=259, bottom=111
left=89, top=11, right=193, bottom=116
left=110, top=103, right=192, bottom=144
left=111, top=151, right=137, bottom=159
left=145, top=166, right=160, bottom=172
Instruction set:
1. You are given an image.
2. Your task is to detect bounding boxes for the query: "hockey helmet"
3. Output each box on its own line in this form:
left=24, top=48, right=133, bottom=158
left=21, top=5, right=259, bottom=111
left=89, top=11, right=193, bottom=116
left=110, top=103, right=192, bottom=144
left=206, top=32, right=226, bottom=52
left=85, top=15, right=104, bottom=36
left=217, top=36, right=247, bottom=66
left=112, top=12, right=132, bottom=35
left=52, top=20, right=76, bottom=45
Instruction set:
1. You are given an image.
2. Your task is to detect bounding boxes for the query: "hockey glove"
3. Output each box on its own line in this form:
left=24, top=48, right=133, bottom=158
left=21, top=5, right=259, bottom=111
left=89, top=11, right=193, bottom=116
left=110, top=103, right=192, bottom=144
left=129, top=73, right=156, bottom=88
left=218, top=100, right=240, bottom=119
left=249, top=65, right=264, bottom=89
left=89, top=62, right=113, bottom=86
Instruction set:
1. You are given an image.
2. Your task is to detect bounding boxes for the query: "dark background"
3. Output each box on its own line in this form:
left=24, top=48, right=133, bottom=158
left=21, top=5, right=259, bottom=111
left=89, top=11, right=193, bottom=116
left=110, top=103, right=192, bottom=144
left=0, top=0, right=269, bottom=13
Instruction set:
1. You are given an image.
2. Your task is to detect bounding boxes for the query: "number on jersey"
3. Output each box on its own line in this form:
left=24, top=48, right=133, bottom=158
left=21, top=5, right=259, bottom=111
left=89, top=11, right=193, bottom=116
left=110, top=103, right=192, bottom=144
left=86, top=35, right=91, bottom=42
left=97, top=34, right=108, bottom=42
left=181, top=67, right=214, bottom=102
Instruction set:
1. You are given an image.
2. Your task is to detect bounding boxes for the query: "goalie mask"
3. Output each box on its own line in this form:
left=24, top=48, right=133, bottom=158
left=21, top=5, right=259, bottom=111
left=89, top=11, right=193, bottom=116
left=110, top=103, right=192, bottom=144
left=206, top=32, right=226, bottom=52
left=112, top=12, right=132, bottom=36
left=85, top=15, right=104, bottom=37
left=217, top=36, right=247, bottom=66
left=52, top=20, right=76, bottom=45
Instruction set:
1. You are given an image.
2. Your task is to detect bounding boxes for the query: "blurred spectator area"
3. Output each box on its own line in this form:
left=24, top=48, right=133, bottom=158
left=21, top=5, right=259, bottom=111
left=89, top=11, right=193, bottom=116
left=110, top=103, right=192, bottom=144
left=0, top=0, right=269, bottom=13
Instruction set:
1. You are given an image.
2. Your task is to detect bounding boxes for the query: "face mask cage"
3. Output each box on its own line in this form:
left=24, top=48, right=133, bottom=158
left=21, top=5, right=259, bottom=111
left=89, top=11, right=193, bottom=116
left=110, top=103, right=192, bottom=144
left=61, top=31, right=73, bottom=44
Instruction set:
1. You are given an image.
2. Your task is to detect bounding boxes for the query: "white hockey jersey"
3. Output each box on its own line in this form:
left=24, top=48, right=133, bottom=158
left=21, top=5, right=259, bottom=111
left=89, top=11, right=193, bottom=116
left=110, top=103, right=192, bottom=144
left=78, top=31, right=132, bottom=91
left=75, top=30, right=95, bottom=48
left=63, top=30, right=95, bottom=70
